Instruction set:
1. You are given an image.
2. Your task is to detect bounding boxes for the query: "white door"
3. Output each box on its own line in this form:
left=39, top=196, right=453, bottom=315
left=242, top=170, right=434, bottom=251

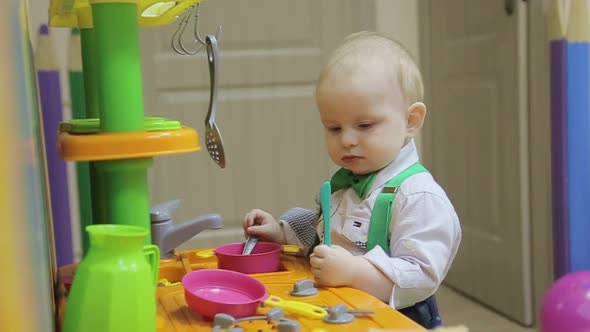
left=140, top=1, right=376, bottom=249
left=421, top=0, right=533, bottom=325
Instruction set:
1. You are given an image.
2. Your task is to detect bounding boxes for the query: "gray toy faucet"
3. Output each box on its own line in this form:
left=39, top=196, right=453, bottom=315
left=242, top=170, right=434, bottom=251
left=150, top=199, right=223, bottom=259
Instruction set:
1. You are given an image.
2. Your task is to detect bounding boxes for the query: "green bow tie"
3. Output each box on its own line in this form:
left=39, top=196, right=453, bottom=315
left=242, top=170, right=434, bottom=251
left=330, top=168, right=377, bottom=199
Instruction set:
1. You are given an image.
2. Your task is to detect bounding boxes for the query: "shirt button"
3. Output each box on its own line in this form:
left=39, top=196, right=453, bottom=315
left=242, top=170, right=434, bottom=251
left=361, top=236, right=367, bottom=242
left=402, top=239, right=415, bottom=250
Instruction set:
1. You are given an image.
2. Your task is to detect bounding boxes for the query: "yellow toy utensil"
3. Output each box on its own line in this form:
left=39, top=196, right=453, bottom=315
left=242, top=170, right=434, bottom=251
left=195, top=248, right=215, bottom=258
left=263, top=295, right=327, bottom=320
left=157, top=278, right=181, bottom=287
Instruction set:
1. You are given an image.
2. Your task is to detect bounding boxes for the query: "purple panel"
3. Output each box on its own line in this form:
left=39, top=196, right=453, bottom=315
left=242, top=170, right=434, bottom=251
left=550, top=39, right=569, bottom=278
left=38, top=69, right=73, bottom=267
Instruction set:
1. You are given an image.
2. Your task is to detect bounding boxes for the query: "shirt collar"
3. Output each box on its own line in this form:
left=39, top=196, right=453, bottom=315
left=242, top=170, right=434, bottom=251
left=367, top=139, right=421, bottom=197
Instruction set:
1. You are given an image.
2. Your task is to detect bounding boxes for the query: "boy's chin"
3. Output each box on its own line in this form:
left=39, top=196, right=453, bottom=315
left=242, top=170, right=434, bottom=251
left=336, top=158, right=386, bottom=174
left=343, top=166, right=375, bottom=175
left=348, top=162, right=392, bottom=175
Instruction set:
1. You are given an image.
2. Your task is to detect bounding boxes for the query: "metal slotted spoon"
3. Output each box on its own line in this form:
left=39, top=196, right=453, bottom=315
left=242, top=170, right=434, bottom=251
left=205, top=35, right=226, bottom=168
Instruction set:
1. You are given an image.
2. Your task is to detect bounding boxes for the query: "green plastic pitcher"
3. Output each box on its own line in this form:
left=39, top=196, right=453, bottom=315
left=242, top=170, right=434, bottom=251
left=63, top=224, right=160, bottom=332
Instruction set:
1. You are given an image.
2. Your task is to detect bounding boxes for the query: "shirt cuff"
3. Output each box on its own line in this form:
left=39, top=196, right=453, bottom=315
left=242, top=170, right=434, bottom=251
left=279, top=220, right=309, bottom=254
left=363, top=245, right=434, bottom=309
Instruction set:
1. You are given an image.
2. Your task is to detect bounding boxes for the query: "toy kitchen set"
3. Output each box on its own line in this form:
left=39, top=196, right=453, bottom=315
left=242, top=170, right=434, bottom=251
left=49, top=0, right=426, bottom=331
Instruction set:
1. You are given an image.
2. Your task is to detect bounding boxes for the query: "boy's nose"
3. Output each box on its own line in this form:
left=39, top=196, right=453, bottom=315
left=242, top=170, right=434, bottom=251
left=340, top=130, right=358, bottom=147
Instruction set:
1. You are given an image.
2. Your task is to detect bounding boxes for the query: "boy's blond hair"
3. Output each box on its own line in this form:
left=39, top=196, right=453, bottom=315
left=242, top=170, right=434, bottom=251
left=318, top=31, right=424, bottom=107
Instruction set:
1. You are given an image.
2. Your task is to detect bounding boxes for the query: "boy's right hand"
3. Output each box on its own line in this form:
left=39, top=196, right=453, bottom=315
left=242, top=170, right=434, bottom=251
left=243, top=209, right=286, bottom=244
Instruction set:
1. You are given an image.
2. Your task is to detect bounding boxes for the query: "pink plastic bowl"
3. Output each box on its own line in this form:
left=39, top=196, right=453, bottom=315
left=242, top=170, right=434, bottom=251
left=214, top=242, right=282, bottom=274
left=182, top=269, right=268, bottom=319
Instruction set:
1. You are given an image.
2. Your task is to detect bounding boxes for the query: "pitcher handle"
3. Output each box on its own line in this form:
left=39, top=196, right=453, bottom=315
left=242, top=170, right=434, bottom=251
left=143, top=244, right=160, bottom=286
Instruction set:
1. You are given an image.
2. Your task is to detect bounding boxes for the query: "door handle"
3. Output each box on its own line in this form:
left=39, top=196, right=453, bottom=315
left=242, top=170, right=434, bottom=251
left=505, top=0, right=515, bottom=15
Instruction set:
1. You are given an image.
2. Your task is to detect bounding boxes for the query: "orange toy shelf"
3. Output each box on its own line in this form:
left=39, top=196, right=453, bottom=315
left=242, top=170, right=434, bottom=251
left=57, top=117, right=200, bottom=161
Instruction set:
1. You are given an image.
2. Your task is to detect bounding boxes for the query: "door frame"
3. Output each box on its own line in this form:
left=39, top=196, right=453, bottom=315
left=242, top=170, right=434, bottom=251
left=418, top=0, right=552, bottom=326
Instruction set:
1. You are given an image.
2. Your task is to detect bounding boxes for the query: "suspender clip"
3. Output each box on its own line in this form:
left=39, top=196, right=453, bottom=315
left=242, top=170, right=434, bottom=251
left=382, top=187, right=398, bottom=194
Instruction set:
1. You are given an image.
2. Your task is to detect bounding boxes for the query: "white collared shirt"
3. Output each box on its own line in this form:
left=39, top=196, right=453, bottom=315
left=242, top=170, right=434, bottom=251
left=283, top=139, right=462, bottom=309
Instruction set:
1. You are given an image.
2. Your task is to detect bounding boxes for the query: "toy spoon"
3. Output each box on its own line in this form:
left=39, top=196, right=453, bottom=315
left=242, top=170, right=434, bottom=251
left=320, top=181, right=331, bottom=246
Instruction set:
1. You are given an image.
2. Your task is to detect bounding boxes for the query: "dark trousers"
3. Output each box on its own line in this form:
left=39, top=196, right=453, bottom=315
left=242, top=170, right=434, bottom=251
left=398, top=295, right=442, bottom=329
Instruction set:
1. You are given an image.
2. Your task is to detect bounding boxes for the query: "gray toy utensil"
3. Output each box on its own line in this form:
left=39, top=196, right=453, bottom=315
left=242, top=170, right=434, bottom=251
left=241, top=235, right=258, bottom=255
left=204, top=35, right=226, bottom=168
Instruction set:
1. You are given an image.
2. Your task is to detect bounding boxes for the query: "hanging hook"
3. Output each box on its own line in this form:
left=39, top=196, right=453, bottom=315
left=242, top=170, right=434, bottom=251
left=170, top=2, right=222, bottom=56
left=171, top=5, right=201, bottom=55
left=193, top=2, right=222, bottom=46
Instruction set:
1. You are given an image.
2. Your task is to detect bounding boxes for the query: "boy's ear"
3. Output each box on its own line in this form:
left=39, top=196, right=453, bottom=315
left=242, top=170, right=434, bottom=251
left=406, top=102, right=426, bottom=135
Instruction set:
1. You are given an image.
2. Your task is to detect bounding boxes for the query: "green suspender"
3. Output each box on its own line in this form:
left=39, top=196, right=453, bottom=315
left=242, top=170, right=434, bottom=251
left=367, top=163, right=429, bottom=252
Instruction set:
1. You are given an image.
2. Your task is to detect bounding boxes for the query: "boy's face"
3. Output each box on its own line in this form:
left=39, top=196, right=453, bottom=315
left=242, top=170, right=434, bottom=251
left=316, top=72, right=409, bottom=175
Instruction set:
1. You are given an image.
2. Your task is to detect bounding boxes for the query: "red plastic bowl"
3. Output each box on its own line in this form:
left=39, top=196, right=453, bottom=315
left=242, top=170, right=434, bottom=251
left=215, top=242, right=282, bottom=274
left=182, top=269, right=268, bottom=319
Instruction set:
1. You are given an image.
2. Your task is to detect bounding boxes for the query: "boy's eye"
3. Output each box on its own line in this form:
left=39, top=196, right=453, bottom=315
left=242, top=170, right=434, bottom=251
left=327, top=127, right=341, bottom=133
left=358, top=123, right=374, bottom=129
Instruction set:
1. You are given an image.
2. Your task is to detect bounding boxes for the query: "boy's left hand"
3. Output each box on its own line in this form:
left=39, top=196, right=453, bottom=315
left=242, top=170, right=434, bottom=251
left=309, top=244, right=358, bottom=287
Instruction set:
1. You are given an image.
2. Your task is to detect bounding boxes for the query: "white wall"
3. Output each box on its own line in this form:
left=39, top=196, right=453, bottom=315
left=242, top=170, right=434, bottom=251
left=375, top=0, right=422, bottom=150
left=376, top=0, right=420, bottom=63
left=32, top=0, right=421, bottom=118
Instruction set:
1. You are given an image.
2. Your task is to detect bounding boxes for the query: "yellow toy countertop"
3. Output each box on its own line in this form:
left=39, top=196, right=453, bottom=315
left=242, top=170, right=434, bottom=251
left=58, top=248, right=425, bottom=331
left=154, top=249, right=426, bottom=331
